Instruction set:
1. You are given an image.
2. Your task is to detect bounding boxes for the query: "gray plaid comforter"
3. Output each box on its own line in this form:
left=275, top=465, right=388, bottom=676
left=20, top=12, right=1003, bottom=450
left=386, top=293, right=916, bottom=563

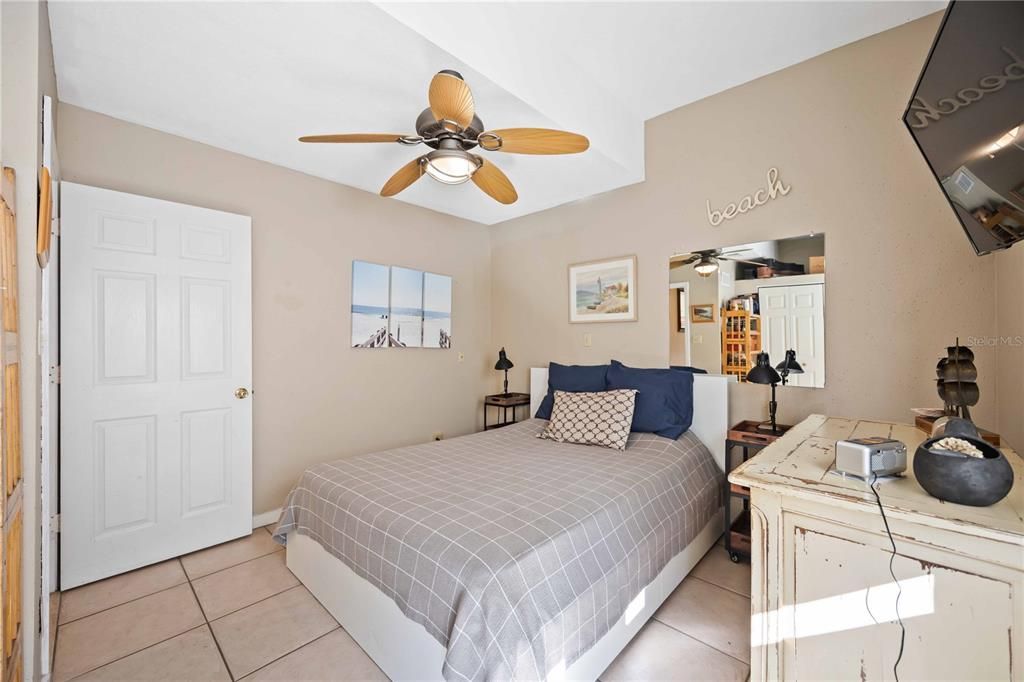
left=273, top=419, right=722, bottom=681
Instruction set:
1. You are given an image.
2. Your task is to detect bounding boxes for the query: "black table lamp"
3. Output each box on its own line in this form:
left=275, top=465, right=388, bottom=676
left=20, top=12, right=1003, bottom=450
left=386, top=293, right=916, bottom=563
left=746, top=350, right=802, bottom=434
left=775, top=349, right=804, bottom=385
left=494, top=348, right=514, bottom=396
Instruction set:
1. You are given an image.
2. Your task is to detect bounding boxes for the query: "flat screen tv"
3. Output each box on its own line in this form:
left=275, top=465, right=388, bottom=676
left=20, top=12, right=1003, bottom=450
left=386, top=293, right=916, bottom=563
left=903, top=1, right=1024, bottom=255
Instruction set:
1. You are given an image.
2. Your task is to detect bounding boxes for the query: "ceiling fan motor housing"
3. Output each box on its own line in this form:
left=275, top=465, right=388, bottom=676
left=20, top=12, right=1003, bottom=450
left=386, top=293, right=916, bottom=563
left=415, top=108, right=484, bottom=149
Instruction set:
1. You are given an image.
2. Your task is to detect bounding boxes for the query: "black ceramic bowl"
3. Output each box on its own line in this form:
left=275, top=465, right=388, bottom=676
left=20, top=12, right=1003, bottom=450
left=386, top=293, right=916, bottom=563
left=913, top=435, right=1013, bottom=507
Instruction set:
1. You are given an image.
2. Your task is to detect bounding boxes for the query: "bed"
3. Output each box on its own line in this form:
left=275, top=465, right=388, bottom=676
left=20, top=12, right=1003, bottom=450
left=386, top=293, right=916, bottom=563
left=275, top=368, right=731, bottom=681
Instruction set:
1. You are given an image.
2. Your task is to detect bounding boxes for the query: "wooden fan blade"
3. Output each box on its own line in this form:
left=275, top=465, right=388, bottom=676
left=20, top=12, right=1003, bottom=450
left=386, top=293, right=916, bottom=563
left=471, top=157, right=517, bottom=205
left=478, top=128, right=589, bottom=155
left=674, top=255, right=700, bottom=266
left=428, top=73, right=475, bottom=130
left=299, top=134, right=405, bottom=143
left=380, top=157, right=425, bottom=197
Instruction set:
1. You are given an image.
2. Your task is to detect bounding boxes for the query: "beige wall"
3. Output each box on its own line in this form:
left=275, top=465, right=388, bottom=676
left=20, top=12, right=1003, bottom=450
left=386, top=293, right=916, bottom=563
left=995, top=247, right=1024, bottom=449
left=490, top=14, right=1005, bottom=432
left=57, top=105, right=493, bottom=514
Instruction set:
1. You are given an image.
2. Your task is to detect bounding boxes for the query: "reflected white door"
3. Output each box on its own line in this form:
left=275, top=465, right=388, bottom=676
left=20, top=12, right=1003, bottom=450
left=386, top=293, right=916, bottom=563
left=758, top=283, right=825, bottom=388
left=760, top=287, right=790, bottom=371
left=60, top=182, right=252, bottom=588
left=787, top=284, right=825, bottom=387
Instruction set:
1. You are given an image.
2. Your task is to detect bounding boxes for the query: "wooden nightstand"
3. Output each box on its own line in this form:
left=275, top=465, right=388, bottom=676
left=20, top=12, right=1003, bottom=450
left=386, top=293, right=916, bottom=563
left=724, top=420, right=792, bottom=563
left=484, top=393, right=531, bottom=430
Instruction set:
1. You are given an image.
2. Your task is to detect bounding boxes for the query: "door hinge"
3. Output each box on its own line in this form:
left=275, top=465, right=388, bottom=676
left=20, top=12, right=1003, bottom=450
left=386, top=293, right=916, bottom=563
left=51, top=513, right=60, bottom=533
left=50, top=365, right=60, bottom=384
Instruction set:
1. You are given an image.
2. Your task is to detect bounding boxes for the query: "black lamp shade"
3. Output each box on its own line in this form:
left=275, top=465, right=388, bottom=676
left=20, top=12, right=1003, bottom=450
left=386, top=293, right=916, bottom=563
left=746, top=352, right=782, bottom=385
left=776, top=349, right=803, bottom=374
left=494, top=348, right=514, bottom=371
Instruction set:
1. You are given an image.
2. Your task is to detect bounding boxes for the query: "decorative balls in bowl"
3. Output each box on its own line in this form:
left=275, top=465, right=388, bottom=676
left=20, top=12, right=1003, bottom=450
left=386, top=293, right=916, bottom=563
left=913, top=434, right=1013, bottom=507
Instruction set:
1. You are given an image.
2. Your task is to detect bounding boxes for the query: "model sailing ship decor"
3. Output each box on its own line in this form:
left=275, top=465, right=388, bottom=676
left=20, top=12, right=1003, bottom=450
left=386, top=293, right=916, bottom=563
left=915, top=338, right=1013, bottom=507
left=935, top=339, right=979, bottom=421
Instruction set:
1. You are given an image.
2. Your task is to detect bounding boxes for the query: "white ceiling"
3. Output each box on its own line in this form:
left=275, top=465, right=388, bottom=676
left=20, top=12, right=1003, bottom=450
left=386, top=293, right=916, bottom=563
left=49, top=1, right=942, bottom=225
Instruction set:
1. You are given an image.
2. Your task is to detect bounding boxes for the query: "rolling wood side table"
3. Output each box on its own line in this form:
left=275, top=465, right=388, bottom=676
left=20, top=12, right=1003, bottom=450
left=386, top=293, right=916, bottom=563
left=724, top=420, right=791, bottom=562
left=484, top=392, right=531, bottom=430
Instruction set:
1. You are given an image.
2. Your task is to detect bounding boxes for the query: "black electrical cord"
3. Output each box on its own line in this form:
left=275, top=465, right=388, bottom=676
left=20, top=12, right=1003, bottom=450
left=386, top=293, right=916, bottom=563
left=870, top=472, right=905, bottom=682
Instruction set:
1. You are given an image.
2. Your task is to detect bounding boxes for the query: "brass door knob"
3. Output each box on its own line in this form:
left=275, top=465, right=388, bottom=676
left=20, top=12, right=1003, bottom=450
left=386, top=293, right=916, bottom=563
left=235, top=387, right=249, bottom=399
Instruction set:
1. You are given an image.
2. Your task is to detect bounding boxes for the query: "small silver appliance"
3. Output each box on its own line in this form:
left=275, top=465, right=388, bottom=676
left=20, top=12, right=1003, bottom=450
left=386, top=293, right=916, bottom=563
left=834, top=437, right=907, bottom=479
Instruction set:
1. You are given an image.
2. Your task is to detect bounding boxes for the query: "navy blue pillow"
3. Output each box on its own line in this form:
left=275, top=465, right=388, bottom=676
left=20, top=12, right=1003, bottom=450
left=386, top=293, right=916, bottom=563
left=535, top=362, right=609, bottom=419
left=607, top=360, right=694, bottom=439
left=670, top=365, right=708, bottom=374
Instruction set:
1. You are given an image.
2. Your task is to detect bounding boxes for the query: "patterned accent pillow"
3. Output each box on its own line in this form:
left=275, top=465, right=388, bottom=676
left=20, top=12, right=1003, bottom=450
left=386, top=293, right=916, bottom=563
left=537, top=389, right=638, bottom=451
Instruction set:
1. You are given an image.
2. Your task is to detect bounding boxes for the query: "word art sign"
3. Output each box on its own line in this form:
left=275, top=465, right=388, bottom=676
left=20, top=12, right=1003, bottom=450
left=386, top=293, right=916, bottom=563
left=706, top=167, right=791, bottom=226
left=907, top=47, right=1023, bottom=129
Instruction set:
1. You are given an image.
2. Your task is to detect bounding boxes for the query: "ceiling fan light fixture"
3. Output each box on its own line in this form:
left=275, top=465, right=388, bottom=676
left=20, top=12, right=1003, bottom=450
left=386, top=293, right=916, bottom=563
left=422, top=149, right=480, bottom=185
left=694, top=256, right=719, bottom=277
left=300, top=70, right=588, bottom=204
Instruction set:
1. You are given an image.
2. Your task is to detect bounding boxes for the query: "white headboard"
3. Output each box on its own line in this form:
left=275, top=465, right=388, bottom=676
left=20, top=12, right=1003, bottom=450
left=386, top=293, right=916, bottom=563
left=530, top=367, right=732, bottom=472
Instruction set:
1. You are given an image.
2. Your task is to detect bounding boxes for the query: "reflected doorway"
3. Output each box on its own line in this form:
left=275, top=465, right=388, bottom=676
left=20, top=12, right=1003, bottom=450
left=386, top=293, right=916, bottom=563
left=668, top=282, right=691, bottom=366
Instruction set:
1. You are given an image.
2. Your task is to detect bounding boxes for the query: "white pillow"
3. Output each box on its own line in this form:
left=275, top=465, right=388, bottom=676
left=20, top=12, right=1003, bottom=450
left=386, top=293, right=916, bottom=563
left=537, top=389, right=638, bottom=451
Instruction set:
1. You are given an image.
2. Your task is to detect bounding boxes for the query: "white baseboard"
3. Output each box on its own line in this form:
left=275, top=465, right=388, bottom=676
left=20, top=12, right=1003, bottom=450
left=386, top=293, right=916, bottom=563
left=252, top=507, right=282, bottom=529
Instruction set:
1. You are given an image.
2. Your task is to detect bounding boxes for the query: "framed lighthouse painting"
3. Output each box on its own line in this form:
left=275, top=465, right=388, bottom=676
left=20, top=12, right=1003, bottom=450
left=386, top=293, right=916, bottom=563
left=568, top=255, right=637, bottom=323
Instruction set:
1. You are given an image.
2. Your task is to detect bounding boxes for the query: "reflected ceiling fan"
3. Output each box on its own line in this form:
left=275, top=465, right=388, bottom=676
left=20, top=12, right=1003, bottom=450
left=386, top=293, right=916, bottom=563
left=299, top=70, right=590, bottom=205
left=671, top=248, right=764, bottom=278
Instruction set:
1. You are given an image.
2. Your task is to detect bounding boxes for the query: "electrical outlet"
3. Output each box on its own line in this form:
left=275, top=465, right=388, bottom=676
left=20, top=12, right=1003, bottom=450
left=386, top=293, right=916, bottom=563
left=432, top=432, right=444, bottom=441
left=457, top=352, right=465, bottom=362
left=583, top=333, right=593, bottom=348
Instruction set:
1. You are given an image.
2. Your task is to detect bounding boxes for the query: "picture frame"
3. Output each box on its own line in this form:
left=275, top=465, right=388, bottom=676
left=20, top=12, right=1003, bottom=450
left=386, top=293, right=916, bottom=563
left=690, top=304, right=716, bottom=324
left=351, top=260, right=452, bottom=348
left=568, top=255, right=637, bottom=323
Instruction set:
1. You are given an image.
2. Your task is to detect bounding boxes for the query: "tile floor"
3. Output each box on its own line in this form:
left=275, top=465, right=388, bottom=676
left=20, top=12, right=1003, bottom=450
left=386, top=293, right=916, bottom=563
left=53, top=529, right=751, bottom=681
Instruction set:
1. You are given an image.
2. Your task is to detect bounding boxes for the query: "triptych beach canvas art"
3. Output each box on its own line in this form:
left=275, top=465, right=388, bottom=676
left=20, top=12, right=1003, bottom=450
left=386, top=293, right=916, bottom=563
left=351, top=260, right=452, bottom=348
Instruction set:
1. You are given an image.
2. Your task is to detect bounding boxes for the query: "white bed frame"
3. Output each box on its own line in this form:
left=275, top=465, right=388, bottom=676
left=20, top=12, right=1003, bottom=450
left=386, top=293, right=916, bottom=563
left=287, top=369, right=731, bottom=681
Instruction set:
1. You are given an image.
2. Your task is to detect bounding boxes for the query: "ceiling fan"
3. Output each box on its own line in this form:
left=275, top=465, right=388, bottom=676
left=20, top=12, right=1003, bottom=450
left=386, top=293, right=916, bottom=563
left=299, top=70, right=590, bottom=205
left=671, top=248, right=764, bottom=277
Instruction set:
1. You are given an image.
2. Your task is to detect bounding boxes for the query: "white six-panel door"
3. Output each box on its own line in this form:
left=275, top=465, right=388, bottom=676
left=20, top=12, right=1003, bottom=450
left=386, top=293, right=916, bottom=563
left=758, top=283, right=825, bottom=388
left=60, top=182, right=252, bottom=588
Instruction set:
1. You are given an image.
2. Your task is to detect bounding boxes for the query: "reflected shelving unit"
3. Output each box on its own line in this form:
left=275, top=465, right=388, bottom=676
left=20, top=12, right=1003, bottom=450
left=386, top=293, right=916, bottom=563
left=721, top=309, right=760, bottom=382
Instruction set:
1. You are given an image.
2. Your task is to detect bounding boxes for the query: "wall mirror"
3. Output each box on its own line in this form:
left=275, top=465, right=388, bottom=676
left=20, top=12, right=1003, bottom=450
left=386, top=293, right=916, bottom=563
left=668, top=234, right=826, bottom=387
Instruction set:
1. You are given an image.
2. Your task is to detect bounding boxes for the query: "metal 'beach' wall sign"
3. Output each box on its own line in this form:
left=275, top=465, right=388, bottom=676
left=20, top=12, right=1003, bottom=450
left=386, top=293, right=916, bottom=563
left=706, top=167, right=792, bottom=226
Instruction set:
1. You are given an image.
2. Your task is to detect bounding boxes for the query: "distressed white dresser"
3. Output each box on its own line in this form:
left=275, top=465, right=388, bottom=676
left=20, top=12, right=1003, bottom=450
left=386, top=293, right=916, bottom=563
left=729, top=415, right=1024, bottom=681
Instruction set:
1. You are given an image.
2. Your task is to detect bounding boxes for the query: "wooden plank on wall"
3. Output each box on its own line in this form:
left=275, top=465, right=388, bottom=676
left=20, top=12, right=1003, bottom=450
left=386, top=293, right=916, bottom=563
left=0, top=169, right=14, bottom=215
left=1, top=186, right=17, bottom=334
left=3, top=509, right=21, bottom=664
left=2, top=365, right=20, bottom=498
left=0, top=167, right=22, bottom=682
